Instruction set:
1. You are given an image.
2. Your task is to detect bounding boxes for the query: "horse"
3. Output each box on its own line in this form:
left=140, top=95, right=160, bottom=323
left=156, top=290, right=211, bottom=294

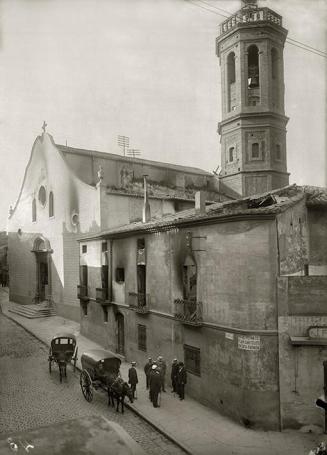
left=107, top=377, right=133, bottom=413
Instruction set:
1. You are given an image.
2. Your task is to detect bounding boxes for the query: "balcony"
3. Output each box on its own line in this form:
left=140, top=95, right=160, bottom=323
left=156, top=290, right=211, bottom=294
left=96, top=287, right=110, bottom=305
left=174, top=299, right=203, bottom=327
left=219, top=7, right=282, bottom=37
left=77, top=285, right=89, bottom=301
left=128, top=292, right=150, bottom=314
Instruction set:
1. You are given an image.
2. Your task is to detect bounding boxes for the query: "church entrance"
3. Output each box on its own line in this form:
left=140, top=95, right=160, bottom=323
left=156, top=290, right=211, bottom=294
left=37, top=253, right=48, bottom=301
left=32, top=237, right=52, bottom=304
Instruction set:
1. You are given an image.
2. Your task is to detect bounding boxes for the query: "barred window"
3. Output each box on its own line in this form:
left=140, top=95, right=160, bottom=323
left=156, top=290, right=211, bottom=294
left=138, top=324, right=147, bottom=351
left=184, top=344, right=201, bottom=376
left=82, top=245, right=87, bottom=254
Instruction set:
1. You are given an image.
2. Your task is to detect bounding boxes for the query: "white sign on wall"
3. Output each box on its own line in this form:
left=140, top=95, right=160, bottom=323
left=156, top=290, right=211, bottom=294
left=238, top=335, right=261, bottom=351
left=225, top=332, right=234, bottom=340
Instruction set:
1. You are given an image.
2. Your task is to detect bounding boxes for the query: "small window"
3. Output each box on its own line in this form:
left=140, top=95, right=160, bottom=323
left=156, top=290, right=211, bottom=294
left=32, top=198, right=36, bottom=222
left=82, top=245, right=87, bottom=254
left=251, top=142, right=260, bottom=159
left=184, top=344, right=201, bottom=376
left=103, top=306, right=108, bottom=323
left=137, top=238, right=145, bottom=249
left=229, top=147, right=234, bottom=162
left=102, top=242, right=108, bottom=252
left=138, top=324, right=147, bottom=351
left=49, top=191, right=54, bottom=217
left=276, top=144, right=281, bottom=160
left=38, top=186, right=46, bottom=207
left=116, top=268, right=125, bottom=283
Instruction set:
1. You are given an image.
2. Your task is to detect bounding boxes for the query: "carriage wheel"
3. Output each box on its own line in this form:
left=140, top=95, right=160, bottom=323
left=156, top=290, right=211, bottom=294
left=73, top=347, right=78, bottom=372
left=80, top=370, right=93, bottom=402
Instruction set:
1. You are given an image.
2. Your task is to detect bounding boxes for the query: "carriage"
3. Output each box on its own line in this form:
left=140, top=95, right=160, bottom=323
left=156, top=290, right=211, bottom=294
left=48, top=333, right=78, bottom=382
left=80, top=349, right=133, bottom=412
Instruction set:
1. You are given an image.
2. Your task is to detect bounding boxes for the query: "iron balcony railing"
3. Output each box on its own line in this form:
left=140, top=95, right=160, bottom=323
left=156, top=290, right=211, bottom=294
left=96, top=287, right=109, bottom=303
left=128, top=292, right=150, bottom=314
left=174, top=299, right=203, bottom=326
left=77, top=284, right=88, bottom=300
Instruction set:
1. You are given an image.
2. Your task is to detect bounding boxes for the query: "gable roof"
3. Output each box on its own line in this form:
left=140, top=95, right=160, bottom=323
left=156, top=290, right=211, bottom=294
left=57, top=144, right=212, bottom=176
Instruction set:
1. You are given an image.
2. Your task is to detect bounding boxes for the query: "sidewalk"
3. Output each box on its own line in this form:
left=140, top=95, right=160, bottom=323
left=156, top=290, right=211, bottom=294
left=0, top=288, right=323, bottom=455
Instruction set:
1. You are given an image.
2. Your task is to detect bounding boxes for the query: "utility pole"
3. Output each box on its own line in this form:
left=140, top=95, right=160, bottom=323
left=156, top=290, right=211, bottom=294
left=126, top=148, right=141, bottom=159
left=117, top=135, right=130, bottom=156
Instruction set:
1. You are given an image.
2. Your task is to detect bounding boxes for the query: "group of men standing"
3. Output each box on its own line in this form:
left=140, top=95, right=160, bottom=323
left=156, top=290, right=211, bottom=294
left=144, top=356, right=187, bottom=407
left=127, top=356, right=187, bottom=408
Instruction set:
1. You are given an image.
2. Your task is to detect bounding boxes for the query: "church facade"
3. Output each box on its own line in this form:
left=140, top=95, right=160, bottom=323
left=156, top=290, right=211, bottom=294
left=7, top=132, right=224, bottom=321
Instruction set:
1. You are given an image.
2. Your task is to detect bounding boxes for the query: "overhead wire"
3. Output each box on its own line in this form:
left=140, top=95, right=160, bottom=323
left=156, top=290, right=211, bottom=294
left=186, top=0, right=327, bottom=58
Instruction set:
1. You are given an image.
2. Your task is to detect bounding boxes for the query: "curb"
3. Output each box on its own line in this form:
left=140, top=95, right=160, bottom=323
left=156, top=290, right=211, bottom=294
left=2, top=310, right=192, bottom=455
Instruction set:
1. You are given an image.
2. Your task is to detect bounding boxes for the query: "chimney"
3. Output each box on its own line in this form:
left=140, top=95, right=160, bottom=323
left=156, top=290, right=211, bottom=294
left=195, top=191, right=206, bottom=214
left=142, top=175, right=151, bottom=223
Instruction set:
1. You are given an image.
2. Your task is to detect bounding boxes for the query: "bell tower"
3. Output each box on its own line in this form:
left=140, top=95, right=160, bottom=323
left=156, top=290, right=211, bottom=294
left=216, top=0, right=289, bottom=197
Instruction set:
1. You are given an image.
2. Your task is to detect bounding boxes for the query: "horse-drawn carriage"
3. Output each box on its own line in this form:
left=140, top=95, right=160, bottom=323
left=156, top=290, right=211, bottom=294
left=48, top=333, right=78, bottom=382
left=80, top=349, right=133, bottom=412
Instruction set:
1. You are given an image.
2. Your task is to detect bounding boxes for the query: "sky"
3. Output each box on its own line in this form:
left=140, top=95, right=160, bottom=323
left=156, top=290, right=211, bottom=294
left=0, top=0, right=326, bottom=230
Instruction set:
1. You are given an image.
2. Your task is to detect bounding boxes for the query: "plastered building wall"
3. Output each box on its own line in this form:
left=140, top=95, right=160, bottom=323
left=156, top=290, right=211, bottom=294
left=79, top=216, right=280, bottom=429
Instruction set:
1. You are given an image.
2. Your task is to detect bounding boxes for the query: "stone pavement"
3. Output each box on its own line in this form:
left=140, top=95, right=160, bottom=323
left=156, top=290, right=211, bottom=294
left=0, top=288, right=324, bottom=455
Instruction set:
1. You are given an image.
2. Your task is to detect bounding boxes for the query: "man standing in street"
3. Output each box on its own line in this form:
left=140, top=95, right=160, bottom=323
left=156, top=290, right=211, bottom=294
left=149, top=364, right=161, bottom=408
left=157, top=356, right=167, bottom=392
left=144, top=357, right=152, bottom=390
left=170, top=358, right=179, bottom=393
left=128, top=361, right=138, bottom=400
left=177, top=361, right=187, bottom=400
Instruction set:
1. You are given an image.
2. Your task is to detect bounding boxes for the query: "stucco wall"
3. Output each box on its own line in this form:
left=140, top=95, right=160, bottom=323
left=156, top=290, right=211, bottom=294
left=7, top=133, right=99, bottom=318
left=308, top=207, right=327, bottom=275
left=277, top=199, right=309, bottom=275
left=278, top=315, right=327, bottom=430
left=79, top=216, right=280, bottom=429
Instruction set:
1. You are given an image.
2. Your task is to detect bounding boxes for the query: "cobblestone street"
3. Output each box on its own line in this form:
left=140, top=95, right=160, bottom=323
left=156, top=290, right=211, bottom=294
left=0, top=314, right=184, bottom=455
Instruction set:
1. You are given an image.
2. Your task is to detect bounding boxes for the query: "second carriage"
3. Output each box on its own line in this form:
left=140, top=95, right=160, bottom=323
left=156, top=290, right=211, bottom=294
left=80, top=349, right=133, bottom=412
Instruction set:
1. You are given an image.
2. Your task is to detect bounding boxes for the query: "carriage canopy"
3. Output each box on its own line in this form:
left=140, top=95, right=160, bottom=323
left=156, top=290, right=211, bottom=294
left=81, top=349, right=121, bottom=375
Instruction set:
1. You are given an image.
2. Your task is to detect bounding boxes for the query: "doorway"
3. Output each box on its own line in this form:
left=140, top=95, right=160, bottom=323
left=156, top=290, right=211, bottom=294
left=37, top=252, right=49, bottom=302
left=116, top=313, right=125, bottom=355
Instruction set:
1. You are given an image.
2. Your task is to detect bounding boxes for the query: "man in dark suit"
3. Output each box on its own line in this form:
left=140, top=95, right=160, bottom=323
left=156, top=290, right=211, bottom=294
left=149, top=365, right=161, bottom=407
left=170, top=359, right=179, bottom=393
left=177, top=362, right=187, bottom=400
left=144, top=357, right=153, bottom=389
left=128, top=361, right=138, bottom=399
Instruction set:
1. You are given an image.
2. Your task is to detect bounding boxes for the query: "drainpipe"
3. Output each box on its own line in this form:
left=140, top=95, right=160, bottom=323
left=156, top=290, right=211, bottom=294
left=109, top=239, right=113, bottom=302
left=142, top=175, right=151, bottom=223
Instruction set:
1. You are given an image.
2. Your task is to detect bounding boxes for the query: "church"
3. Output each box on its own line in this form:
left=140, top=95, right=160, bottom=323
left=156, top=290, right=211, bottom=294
left=7, top=0, right=327, bottom=431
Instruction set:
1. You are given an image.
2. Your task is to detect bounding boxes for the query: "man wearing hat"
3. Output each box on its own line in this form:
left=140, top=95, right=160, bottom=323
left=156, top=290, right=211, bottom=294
left=128, top=361, right=138, bottom=400
left=149, top=364, right=161, bottom=407
left=170, top=358, right=179, bottom=393
left=157, top=355, right=167, bottom=392
left=143, top=357, right=153, bottom=390
left=177, top=361, right=187, bottom=400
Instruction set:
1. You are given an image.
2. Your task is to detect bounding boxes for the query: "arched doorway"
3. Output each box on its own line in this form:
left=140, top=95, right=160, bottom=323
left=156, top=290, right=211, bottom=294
left=32, top=237, right=52, bottom=303
left=116, top=313, right=125, bottom=355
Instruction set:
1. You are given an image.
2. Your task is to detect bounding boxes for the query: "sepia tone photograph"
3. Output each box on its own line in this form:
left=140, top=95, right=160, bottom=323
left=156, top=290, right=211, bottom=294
left=0, top=0, right=326, bottom=453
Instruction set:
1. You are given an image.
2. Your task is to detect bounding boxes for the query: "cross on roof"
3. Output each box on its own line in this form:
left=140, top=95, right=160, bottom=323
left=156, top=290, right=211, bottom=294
left=42, top=121, right=47, bottom=133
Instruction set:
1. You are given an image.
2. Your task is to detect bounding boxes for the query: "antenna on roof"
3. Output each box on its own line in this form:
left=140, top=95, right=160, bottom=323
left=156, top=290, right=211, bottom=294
left=117, top=135, right=130, bottom=156
left=126, top=148, right=141, bottom=159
